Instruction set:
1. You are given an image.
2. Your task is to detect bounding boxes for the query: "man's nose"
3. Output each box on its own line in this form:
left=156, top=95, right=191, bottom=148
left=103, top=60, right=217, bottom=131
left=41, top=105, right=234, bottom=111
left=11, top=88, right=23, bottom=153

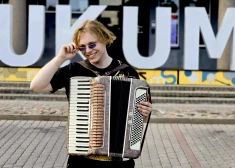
left=86, top=46, right=93, bottom=52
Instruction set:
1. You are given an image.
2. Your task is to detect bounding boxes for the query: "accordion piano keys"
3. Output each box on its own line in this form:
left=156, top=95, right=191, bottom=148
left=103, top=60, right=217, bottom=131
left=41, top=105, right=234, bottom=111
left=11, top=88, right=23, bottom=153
left=68, top=78, right=91, bottom=155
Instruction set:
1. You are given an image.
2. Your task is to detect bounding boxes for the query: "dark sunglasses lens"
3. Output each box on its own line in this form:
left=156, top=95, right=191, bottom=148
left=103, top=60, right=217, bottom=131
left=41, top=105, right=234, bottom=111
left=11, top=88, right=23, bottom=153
left=79, top=47, right=86, bottom=51
left=89, top=43, right=96, bottom=49
left=79, top=43, right=96, bottom=51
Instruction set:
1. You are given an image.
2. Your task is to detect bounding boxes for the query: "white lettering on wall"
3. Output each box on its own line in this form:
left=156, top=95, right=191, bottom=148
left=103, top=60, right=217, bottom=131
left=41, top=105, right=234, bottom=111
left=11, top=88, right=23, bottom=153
left=0, top=5, right=45, bottom=67
left=56, top=5, right=107, bottom=67
left=0, top=5, right=234, bottom=70
left=123, top=7, right=171, bottom=69
left=184, top=7, right=235, bottom=70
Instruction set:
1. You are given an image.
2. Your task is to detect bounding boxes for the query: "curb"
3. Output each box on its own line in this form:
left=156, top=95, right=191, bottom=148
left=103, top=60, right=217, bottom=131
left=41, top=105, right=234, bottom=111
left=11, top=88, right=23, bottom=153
left=1, top=114, right=235, bottom=124
left=0, top=114, right=67, bottom=121
left=150, top=117, right=235, bottom=124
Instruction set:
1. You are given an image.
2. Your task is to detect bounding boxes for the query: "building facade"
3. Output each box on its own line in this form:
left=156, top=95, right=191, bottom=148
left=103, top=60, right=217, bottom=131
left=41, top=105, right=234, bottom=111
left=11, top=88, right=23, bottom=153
left=0, top=0, right=235, bottom=85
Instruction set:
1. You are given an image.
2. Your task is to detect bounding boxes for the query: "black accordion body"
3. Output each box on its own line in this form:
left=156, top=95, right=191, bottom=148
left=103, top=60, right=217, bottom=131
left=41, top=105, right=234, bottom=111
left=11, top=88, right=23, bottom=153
left=67, top=76, right=150, bottom=159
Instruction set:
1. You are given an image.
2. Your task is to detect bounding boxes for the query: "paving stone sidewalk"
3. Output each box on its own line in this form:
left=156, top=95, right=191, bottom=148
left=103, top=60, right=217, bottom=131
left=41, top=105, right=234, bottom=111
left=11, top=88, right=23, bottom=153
left=1, top=100, right=235, bottom=167
left=1, top=121, right=235, bottom=168
left=1, top=100, right=235, bottom=123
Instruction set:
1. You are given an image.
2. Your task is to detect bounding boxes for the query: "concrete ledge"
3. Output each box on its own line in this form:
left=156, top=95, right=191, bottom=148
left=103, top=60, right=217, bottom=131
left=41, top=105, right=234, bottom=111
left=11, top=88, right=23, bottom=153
left=1, top=114, right=235, bottom=124
left=150, top=117, right=235, bottom=124
left=0, top=114, right=68, bottom=121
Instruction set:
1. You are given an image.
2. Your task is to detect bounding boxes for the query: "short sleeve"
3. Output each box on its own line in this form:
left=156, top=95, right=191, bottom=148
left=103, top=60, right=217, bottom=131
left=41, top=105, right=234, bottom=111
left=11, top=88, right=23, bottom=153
left=50, top=64, right=71, bottom=93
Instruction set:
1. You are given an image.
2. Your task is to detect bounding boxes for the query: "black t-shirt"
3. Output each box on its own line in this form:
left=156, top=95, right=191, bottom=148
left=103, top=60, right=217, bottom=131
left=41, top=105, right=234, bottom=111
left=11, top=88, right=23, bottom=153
left=50, top=58, right=139, bottom=100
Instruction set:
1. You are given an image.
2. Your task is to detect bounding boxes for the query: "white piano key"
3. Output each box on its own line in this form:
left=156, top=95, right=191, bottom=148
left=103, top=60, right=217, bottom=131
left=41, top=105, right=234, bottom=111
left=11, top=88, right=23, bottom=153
left=68, top=138, right=89, bottom=142
left=68, top=134, right=89, bottom=137
left=68, top=129, right=88, bottom=133
left=68, top=147, right=89, bottom=151
left=70, top=95, right=90, bottom=98
left=70, top=79, right=90, bottom=83
left=69, top=119, right=88, bottom=124
left=70, top=84, right=91, bottom=88
left=69, top=107, right=89, bottom=111
left=70, top=100, right=90, bottom=103
left=70, top=82, right=90, bottom=85
left=68, top=142, right=89, bottom=147
left=70, top=112, right=88, bottom=117
left=69, top=103, right=90, bottom=107
left=68, top=125, right=88, bottom=129
left=68, top=137, right=89, bottom=141
left=68, top=113, right=89, bottom=117
left=68, top=133, right=89, bottom=138
left=69, top=114, right=88, bottom=118
left=69, top=119, right=89, bottom=125
left=69, top=117, right=89, bottom=121
left=70, top=88, right=90, bottom=93
left=68, top=147, right=88, bottom=153
left=70, top=97, right=90, bottom=101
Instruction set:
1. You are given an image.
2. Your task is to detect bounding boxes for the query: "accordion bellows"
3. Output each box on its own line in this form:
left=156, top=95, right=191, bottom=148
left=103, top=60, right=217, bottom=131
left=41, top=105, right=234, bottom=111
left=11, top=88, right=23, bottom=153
left=67, top=76, right=150, bottom=159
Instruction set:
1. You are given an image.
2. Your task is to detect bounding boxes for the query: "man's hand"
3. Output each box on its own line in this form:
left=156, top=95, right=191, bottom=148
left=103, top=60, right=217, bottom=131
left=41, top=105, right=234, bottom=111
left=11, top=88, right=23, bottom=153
left=59, top=42, right=79, bottom=61
left=137, top=94, right=152, bottom=117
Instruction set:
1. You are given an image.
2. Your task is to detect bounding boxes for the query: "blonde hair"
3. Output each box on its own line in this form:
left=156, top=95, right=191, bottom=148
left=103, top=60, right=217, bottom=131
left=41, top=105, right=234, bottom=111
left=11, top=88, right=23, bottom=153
left=73, top=20, right=116, bottom=47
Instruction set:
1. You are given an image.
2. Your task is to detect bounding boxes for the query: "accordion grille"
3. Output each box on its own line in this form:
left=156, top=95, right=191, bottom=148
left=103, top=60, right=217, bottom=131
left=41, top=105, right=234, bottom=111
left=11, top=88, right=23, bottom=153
left=131, top=93, right=145, bottom=146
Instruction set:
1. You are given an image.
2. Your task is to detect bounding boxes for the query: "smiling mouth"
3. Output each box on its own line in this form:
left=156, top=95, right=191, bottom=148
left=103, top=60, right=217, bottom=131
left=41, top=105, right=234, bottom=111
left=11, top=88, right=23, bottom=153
left=87, top=52, right=97, bottom=58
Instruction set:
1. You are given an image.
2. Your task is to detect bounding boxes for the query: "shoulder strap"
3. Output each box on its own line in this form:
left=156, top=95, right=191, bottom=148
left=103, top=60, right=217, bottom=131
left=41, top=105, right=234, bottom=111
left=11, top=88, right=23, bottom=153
left=103, top=63, right=129, bottom=76
left=78, top=60, right=129, bottom=76
left=78, top=60, right=100, bottom=76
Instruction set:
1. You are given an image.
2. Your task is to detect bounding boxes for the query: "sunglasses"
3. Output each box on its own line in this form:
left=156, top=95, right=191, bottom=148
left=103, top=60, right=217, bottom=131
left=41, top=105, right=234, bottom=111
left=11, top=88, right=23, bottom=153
left=78, top=42, right=97, bottom=51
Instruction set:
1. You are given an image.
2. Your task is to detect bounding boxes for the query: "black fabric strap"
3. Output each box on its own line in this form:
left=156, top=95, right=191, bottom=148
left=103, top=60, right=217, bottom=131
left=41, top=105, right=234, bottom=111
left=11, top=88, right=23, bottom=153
left=103, top=63, right=129, bottom=76
left=78, top=60, right=100, bottom=76
left=78, top=60, right=129, bottom=77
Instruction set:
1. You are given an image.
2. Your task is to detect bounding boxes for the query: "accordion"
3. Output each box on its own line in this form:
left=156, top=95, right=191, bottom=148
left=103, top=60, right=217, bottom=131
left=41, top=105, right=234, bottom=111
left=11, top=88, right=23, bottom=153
left=67, top=76, right=150, bottom=159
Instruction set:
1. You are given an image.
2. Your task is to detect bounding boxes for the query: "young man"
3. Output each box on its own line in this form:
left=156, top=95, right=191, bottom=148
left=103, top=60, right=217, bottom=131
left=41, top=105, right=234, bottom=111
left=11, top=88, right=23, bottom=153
left=30, top=20, right=152, bottom=168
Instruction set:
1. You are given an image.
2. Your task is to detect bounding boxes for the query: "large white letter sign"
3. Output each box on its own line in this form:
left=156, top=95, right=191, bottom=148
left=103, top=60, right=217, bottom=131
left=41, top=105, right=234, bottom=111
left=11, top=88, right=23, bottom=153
left=123, top=7, right=171, bottom=69
left=56, top=5, right=107, bottom=67
left=0, top=5, right=45, bottom=67
left=184, top=7, right=235, bottom=70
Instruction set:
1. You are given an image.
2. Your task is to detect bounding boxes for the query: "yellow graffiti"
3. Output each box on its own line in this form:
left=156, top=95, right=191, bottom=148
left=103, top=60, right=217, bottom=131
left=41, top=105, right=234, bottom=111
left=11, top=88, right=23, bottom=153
left=179, top=70, right=235, bottom=86
left=1, top=67, right=234, bottom=86
left=137, top=70, right=178, bottom=84
left=0, top=67, right=40, bottom=82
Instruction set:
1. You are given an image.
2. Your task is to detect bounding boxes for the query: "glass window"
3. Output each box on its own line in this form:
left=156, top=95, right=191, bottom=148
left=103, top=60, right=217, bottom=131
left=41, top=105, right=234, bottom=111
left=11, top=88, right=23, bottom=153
left=70, top=0, right=88, bottom=12
left=159, top=0, right=179, bottom=14
left=188, top=0, right=210, bottom=14
left=99, top=0, right=122, bottom=6
left=44, top=0, right=88, bottom=12
left=27, top=0, right=46, bottom=5
left=46, top=0, right=58, bottom=11
left=1, top=0, right=9, bottom=3
left=158, top=0, right=179, bottom=47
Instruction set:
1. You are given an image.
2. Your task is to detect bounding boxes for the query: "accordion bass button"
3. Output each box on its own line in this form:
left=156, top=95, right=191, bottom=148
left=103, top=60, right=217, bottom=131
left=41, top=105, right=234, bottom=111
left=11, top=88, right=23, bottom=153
left=127, top=120, right=132, bottom=125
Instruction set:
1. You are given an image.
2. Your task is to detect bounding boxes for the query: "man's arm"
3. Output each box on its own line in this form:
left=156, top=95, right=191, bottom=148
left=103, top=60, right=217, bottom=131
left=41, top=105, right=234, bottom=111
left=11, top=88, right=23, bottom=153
left=30, top=56, right=65, bottom=93
left=30, top=42, right=78, bottom=93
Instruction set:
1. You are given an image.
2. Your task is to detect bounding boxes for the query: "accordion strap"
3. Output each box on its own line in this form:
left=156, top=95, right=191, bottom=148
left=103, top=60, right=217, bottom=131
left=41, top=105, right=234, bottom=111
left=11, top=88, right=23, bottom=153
left=103, top=63, right=129, bottom=76
left=78, top=59, right=129, bottom=77
left=78, top=60, right=100, bottom=76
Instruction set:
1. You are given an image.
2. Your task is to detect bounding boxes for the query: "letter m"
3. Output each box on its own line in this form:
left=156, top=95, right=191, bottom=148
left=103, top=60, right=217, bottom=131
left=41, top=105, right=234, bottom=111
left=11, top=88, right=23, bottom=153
left=184, top=7, right=235, bottom=70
